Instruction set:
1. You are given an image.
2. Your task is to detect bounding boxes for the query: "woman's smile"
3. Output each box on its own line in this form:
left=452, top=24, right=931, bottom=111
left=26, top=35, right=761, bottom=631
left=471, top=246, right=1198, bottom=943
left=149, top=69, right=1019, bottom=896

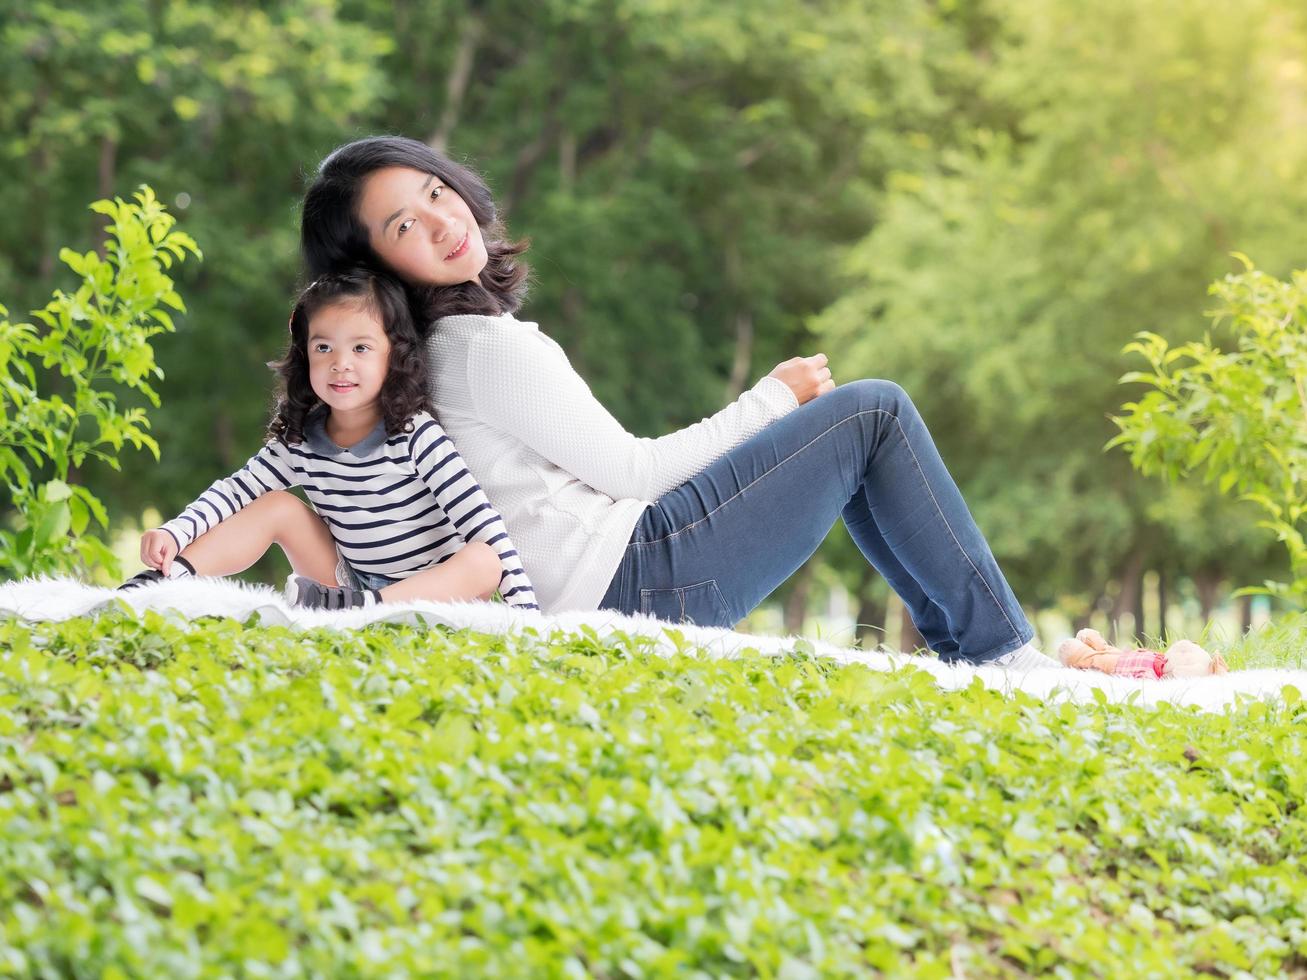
left=358, top=166, right=489, bottom=287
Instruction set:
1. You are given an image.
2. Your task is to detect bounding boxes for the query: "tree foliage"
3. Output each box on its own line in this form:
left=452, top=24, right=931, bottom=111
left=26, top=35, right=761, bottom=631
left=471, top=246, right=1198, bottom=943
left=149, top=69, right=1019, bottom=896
left=0, top=188, right=199, bottom=578
left=1, top=0, right=389, bottom=529
left=814, top=0, right=1307, bottom=614
left=1111, top=259, right=1307, bottom=605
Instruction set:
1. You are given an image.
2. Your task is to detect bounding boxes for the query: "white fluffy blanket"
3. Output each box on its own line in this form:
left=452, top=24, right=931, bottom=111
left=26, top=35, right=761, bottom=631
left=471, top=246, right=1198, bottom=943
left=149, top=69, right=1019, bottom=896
left=2, top=576, right=1302, bottom=713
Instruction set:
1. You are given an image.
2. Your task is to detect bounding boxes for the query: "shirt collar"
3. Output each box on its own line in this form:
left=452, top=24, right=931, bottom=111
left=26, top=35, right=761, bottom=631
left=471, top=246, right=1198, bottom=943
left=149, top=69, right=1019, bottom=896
left=302, top=404, right=390, bottom=458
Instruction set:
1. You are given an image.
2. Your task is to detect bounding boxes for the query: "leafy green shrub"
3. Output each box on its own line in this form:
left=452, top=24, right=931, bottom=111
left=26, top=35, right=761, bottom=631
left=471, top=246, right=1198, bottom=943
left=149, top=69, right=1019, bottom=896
left=0, top=187, right=200, bottom=580
left=1109, top=256, right=1307, bottom=605
left=1, top=613, right=1304, bottom=977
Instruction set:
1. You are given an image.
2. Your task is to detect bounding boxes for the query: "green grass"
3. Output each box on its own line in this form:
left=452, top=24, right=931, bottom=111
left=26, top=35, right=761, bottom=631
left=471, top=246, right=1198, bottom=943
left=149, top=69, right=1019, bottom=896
left=1195, top=612, right=1307, bottom=671
left=1, top=611, right=1304, bottom=978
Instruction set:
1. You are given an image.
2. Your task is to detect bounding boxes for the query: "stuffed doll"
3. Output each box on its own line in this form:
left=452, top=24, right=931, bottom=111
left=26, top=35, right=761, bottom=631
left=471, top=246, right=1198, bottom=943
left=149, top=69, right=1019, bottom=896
left=1057, top=628, right=1228, bottom=679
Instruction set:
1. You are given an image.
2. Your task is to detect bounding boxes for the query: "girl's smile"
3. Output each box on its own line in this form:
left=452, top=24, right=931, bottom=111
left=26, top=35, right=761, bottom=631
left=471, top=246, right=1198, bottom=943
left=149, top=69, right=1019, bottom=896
left=306, top=300, right=392, bottom=431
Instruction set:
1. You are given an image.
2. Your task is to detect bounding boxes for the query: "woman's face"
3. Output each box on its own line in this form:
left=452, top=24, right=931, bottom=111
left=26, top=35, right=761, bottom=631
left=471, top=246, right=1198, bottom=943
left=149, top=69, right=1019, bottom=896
left=357, top=166, right=488, bottom=287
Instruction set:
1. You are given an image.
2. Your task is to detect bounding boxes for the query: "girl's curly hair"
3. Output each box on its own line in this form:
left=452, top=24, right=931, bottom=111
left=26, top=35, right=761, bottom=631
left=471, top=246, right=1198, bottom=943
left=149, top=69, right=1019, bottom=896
left=266, top=269, right=433, bottom=446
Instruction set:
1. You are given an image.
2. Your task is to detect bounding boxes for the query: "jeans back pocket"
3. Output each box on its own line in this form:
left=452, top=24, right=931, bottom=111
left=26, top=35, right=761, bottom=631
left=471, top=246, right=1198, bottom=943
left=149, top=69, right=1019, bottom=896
left=639, top=579, right=731, bottom=628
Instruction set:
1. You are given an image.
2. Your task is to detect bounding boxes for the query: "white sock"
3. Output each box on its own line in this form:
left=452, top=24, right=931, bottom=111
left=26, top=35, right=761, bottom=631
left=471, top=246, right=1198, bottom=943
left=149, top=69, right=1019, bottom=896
left=991, top=641, right=1062, bottom=670
left=166, top=556, right=197, bottom=580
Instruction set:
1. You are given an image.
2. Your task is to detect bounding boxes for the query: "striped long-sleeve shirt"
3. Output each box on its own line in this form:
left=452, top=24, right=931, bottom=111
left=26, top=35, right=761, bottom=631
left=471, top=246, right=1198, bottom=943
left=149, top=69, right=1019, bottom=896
left=159, top=407, right=538, bottom=610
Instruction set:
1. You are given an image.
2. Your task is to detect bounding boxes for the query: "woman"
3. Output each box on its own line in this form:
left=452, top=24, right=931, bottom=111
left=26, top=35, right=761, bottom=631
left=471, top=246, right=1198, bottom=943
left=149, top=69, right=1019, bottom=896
left=300, top=135, right=1056, bottom=669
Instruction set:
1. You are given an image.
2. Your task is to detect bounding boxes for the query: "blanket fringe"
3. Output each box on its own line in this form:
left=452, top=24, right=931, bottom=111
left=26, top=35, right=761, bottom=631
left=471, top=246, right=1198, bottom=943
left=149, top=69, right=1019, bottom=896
left=1, top=575, right=1301, bottom=713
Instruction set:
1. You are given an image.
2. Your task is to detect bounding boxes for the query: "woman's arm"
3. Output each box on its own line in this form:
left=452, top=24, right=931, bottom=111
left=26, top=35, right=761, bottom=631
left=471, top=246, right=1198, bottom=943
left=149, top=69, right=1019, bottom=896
left=158, top=442, right=300, bottom=552
left=467, top=322, right=800, bottom=502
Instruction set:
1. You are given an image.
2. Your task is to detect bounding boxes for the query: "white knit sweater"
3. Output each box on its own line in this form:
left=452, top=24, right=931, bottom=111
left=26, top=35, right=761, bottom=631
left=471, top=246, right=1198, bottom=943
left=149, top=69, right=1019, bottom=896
left=424, top=313, right=799, bottom=613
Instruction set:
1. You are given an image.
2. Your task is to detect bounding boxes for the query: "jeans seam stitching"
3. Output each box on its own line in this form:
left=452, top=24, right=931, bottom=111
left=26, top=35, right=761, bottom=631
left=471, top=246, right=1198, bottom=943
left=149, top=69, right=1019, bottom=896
left=709, top=580, right=729, bottom=622
left=889, top=413, right=1024, bottom=641
left=635, top=410, right=890, bottom=545
left=633, top=406, right=1022, bottom=642
left=639, top=580, right=727, bottom=622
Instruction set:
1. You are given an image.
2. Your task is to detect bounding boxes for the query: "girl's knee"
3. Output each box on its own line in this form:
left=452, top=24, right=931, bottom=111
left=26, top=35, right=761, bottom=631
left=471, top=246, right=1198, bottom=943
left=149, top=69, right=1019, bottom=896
left=251, top=489, right=301, bottom=515
left=461, top=541, right=502, bottom=596
left=258, top=491, right=322, bottom=538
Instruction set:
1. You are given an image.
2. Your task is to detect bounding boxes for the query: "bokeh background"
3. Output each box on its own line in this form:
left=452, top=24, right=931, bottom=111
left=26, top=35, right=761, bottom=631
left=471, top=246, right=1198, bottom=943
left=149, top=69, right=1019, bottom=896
left=4, top=0, right=1306, bottom=650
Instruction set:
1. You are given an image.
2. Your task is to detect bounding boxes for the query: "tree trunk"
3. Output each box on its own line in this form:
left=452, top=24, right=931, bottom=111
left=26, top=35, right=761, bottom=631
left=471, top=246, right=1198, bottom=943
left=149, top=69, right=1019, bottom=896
left=560, top=285, right=585, bottom=371
left=1194, top=566, right=1223, bottom=622
left=899, top=600, right=926, bottom=654
left=853, top=566, right=887, bottom=651
left=1133, top=567, right=1147, bottom=642
left=34, top=139, right=54, bottom=281
left=1071, top=592, right=1103, bottom=634
left=782, top=559, right=815, bottom=635
left=722, top=242, right=753, bottom=403
left=1109, top=549, right=1145, bottom=644
left=1157, top=567, right=1167, bottom=639
left=723, top=311, right=754, bottom=403
left=1238, top=594, right=1252, bottom=634
left=558, top=130, right=577, bottom=191
left=95, top=134, right=118, bottom=254
left=428, top=11, right=484, bottom=152
left=503, top=100, right=562, bottom=215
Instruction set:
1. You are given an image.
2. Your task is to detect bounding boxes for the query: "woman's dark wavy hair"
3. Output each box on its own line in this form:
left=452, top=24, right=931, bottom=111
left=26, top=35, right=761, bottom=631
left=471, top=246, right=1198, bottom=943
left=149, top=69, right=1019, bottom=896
left=300, top=136, right=529, bottom=328
left=267, top=269, right=433, bottom=445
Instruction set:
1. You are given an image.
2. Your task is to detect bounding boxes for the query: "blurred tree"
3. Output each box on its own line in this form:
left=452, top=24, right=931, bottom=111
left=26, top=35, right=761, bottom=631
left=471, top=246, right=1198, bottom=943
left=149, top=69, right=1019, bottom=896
left=0, top=0, right=389, bottom=550
left=814, top=0, right=1306, bottom=632
left=351, top=0, right=967, bottom=431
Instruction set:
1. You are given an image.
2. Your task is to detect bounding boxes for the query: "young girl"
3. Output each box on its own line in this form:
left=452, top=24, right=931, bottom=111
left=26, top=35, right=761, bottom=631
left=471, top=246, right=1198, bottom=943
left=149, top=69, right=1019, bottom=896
left=121, top=268, right=539, bottom=612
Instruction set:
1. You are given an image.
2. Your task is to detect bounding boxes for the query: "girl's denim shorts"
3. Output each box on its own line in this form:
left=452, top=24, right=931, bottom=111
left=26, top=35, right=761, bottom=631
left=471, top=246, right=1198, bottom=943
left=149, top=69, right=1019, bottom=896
left=334, top=554, right=399, bottom=592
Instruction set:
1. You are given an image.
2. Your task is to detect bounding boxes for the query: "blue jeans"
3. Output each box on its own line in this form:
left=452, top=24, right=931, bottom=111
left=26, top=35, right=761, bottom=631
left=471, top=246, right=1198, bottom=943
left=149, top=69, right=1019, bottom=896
left=597, top=379, right=1034, bottom=665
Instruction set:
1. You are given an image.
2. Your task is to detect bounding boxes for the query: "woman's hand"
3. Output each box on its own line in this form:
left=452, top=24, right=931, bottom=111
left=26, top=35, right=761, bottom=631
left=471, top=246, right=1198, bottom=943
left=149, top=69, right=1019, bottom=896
left=767, top=353, right=835, bottom=405
left=140, top=529, right=179, bottom=575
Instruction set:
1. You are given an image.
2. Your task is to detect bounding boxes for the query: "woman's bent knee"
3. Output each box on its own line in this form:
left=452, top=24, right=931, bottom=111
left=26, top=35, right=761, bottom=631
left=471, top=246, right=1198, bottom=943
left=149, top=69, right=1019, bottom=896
left=836, top=378, right=911, bottom=414
left=847, top=377, right=907, bottom=401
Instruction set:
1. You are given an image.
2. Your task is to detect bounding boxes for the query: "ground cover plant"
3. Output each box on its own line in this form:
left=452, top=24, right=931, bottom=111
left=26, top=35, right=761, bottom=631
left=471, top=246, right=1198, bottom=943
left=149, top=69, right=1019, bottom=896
left=1, top=611, right=1304, bottom=978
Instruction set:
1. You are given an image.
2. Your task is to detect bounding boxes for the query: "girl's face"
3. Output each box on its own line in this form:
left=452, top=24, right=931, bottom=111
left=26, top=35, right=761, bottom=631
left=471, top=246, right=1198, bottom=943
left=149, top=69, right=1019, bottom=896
left=306, top=300, right=392, bottom=418
left=357, top=166, right=488, bottom=287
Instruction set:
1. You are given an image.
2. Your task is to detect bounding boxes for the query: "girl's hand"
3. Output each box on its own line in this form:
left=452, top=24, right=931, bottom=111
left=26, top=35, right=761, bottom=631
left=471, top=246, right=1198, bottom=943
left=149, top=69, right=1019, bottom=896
left=140, top=529, right=179, bottom=575
left=768, top=353, right=836, bottom=405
